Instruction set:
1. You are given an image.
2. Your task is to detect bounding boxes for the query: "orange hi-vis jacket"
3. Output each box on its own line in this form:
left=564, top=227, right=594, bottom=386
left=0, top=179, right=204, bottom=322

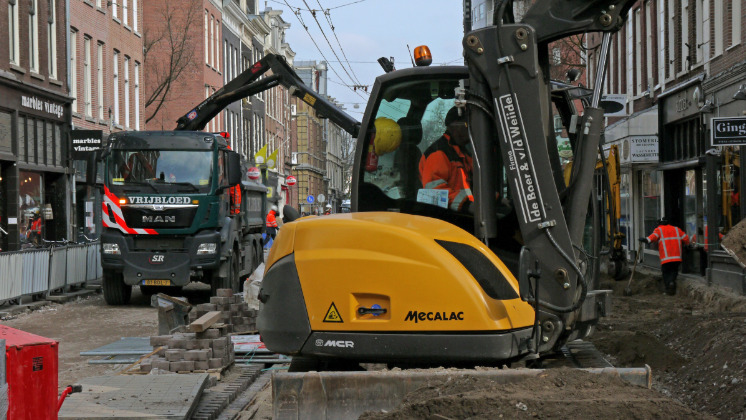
left=266, top=210, right=278, bottom=228
left=419, top=134, right=474, bottom=212
left=647, top=224, right=689, bottom=264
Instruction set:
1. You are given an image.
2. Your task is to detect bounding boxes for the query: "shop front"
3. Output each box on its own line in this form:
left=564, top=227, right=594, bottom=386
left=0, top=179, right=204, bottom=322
left=0, top=82, right=72, bottom=252
left=657, top=76, right=708, bottom=277
left=702, top=69, right=746, bottom=294
left=604, top=106, right=660, bottom=267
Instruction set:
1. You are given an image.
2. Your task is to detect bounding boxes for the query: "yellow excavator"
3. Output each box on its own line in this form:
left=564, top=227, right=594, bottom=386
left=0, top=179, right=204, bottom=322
left=255, top=0, right=641, bottom=415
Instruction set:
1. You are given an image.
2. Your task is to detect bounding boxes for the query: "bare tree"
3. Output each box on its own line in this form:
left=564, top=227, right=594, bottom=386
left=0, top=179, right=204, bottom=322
left=548, top=34, right=592, bottom=83
left=340, top=130, right=355, bottom=197
left=142, top=0, right=201, bottom=125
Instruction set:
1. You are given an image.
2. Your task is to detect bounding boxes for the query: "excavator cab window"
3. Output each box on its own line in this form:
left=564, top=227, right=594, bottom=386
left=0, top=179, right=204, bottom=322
left=358, top=75, right=476, bottom=232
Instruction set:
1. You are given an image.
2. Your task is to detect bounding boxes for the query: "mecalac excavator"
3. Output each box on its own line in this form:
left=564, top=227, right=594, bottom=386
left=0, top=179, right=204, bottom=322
left=257, top=0, right=637, bottom=384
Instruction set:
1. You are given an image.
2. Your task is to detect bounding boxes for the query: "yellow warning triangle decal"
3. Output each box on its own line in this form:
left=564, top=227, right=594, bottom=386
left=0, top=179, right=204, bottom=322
left=323, top=302, right=343, bottom=323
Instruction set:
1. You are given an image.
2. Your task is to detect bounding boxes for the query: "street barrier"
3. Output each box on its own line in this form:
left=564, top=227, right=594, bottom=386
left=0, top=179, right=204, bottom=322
left=48, top=247, right=68, bottom=292
left=0, top=252, right=22, bottom=302
left=65, top=245, right=88, bottom=287
left=0, top=242, right=101, bottom=305
left=86, top=245, right=98, bottom=282
left=21, top=249, right=49, bottom=296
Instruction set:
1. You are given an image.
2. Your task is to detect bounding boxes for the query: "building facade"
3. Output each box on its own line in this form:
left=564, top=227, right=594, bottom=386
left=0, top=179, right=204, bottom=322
left=69, top=0, right=144, bottom=241
left=1, top=0, right=72, bottom=252
left=143, top=0, right=223, bottom=132
left=588, top=1, right=746, bottom=294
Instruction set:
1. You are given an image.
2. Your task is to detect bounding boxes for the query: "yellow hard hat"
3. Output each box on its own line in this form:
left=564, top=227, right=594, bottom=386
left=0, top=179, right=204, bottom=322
left=373, top=117, right=401, bottom=155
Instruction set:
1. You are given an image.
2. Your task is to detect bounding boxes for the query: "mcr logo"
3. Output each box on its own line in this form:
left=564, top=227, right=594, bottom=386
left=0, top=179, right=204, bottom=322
left=149, top=255, right=165, bottom=264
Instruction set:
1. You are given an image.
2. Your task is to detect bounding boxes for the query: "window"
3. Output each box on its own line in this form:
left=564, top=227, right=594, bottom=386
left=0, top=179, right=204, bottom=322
left=732, top=0, right=742, bottom=47
left=29, top=0, right=39, bottom=73
left=70, top=29, right=78, bottom=112
left=112, top=0, right=118, bottom=19
left=714, top=0, right=723, bottom=55
left=215, top=20, right=220, bottom=72
left=552, top=47, right=561, bottom=65
left=658, top=0, right=666, bottom=86
left=47, top=0, right=57, bottom=79
left=695, top=0, right=704, bottom=64
left=84, top=36, right=92, bottom=116
left=210, top=15, right=214, bottom=68
left=124, top=56, right=130, bottom=127
left=642, top=170, right=663, bottom=243
left=97, top=43, right=104, bottom=119
left=113, top=50, right=119, bottom=124
left=204, top=11, right=208, bottom=64
left=132, top=0, right=137, bottom=31
left=667, top=0, right=675, bottom=78
left=9, top=0, right=20, bottom=65
left=635, top=8, right=642, bottom=94
left=122, top=0, right=128, bottom=25
left=224, top=40, right=228, bottom=82
left=626, top=12, right=633, bottom=96
left=681, top=0, right=689, bottom=72
left=645, top=1, right=653, bottom=87
left=134, top=62, right=140, bottom=130
left=96, top=0, right=101, bottom=7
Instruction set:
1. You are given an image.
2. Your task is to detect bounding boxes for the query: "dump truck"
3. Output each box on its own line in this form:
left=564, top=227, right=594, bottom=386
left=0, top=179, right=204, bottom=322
left=254, top=0, right=639, bottom=403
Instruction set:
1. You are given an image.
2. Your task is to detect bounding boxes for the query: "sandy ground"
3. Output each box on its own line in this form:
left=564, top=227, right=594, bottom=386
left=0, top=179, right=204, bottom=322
left=3, top=268, right=746, bottom=419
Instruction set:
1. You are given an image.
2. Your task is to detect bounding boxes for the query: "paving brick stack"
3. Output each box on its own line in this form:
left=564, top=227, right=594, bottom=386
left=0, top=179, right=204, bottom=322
left=187, top=289, right=259, bottom=334
left=140, top=289, right=256, bottom=374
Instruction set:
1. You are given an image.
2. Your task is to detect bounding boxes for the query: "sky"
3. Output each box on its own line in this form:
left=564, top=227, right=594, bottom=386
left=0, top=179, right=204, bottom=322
left=268, top=0, right=466, bottom=120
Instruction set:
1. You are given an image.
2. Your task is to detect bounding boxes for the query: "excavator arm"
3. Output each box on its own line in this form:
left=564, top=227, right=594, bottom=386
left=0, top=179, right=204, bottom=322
left=463, top=0, right=635, bottom=352
left=175, top=54, right=360, bottom=137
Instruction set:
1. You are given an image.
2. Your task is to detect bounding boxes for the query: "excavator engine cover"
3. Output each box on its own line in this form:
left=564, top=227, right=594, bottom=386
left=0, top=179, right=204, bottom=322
left=257, top=212, right=536, bottom=364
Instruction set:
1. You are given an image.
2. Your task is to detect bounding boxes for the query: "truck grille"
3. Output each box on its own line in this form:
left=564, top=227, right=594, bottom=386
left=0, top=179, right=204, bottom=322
left=121, top=207, right=197, bottom=229
left=133, top=237, right=185, bottom=251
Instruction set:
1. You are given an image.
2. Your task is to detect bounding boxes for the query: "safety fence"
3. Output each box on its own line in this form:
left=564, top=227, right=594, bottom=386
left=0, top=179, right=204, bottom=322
left=0, top=242, right=100, bottom=304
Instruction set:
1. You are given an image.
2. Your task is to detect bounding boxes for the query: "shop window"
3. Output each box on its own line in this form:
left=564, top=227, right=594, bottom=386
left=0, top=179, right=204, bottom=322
left=684, top=169, right=697, bottom=239
left=721, top=146, right=741, bottom=233
left=54, top=124, right=63, bottom=166
left=641, top=169, right=662, bottom=244
left=46, top=121, right=54, bottom=166
left=663, top=118, right=704, bottom=163
left=0, top=111, right=11, bottom=155
left=19, top=171, right=43, bottom=248
left=17, top=116, right=25, bottom=161
left=620, top=171, right=631, bottom=252
left=36, top=119, right=45, bottom=164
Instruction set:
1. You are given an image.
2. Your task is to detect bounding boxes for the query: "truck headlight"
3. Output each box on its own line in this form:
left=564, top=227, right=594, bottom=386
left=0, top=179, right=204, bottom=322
left=103, top=243, right=121, bottom=255
left=197, top=243, right=217, bottom=255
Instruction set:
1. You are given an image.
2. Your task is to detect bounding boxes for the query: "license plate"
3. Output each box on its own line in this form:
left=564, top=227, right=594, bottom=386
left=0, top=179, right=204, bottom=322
left=143, top=280, right=171, bottom=286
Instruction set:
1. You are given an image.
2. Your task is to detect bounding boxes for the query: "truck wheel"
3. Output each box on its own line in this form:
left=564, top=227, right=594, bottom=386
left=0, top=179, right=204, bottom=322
left=103, top=271, right=132, bottom=305
left=231, top=249, right=241, bottom=292
left=211, top=255, right=236, bottom=296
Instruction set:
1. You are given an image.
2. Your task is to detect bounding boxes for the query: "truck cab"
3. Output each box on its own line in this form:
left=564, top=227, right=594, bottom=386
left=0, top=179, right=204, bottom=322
left=99, top=131, right=264, bottom=304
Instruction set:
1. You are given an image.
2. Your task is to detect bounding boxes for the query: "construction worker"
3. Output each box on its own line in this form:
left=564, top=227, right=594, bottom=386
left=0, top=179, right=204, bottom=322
left=263, top=205, right=279, bottom=246
left=419, top=107, right=473, bottom=212
left=639, top=217, right=689, bottom=295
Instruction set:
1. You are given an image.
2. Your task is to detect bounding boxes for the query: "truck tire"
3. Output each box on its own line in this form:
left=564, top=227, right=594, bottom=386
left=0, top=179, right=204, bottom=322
left=103, top=271, right=132, bottom=305
left=211, top=252, right=238, bottom=295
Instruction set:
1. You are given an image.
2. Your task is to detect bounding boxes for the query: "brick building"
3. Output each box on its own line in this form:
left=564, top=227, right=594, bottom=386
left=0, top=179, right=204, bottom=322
left=587, top=1, right=746, bottom=293
left=143, top=0, right=223, bottom=132
left=69, top=0, right=145, bottom=239
left=1, top=0, right=72, bottom=251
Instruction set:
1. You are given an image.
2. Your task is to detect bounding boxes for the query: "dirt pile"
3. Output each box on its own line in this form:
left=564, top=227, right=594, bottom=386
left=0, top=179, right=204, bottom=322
left=360, top=368, right=707, bottom=420
left=593, top=270, right=746, bottom=419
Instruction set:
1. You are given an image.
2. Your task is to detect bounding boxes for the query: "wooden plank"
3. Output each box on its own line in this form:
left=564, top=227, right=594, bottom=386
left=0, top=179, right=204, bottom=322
left=189, top=311, right=222, bottom=332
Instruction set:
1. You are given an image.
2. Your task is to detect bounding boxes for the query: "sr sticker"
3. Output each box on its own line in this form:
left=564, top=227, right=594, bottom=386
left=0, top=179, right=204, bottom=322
left=323, top=302, right=343, bottom=323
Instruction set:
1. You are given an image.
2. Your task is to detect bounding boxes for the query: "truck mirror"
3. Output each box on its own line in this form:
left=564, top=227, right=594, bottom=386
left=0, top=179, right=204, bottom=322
left=518, top=247, right=540, bottom=302
left=227, top=151, right=241, bottom=186
left=86, top=151, right=100, bottom=186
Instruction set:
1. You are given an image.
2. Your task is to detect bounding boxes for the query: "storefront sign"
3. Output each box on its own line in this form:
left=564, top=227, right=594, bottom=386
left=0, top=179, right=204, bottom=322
left=20, top=95, right=65, bottom=120
left=71, top=130, right=103, bottom=159
left=711, top=117, right=746, bottom=146
left=624, top=136, right=658, bottom=163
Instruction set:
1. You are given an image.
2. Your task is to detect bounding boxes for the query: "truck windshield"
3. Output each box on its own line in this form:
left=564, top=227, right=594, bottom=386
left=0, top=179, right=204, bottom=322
left=107, top=150, right=213, bottom=193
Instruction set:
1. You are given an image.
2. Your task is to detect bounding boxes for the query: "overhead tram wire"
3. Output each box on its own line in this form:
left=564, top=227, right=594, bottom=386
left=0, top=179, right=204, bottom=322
left=269, top=0, right=367, bottom=12
left=281, top=0, right=368, bottom=101
left=301, top=0, right=363, bottom=91
left=315, top=0, right=364, bottom=86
